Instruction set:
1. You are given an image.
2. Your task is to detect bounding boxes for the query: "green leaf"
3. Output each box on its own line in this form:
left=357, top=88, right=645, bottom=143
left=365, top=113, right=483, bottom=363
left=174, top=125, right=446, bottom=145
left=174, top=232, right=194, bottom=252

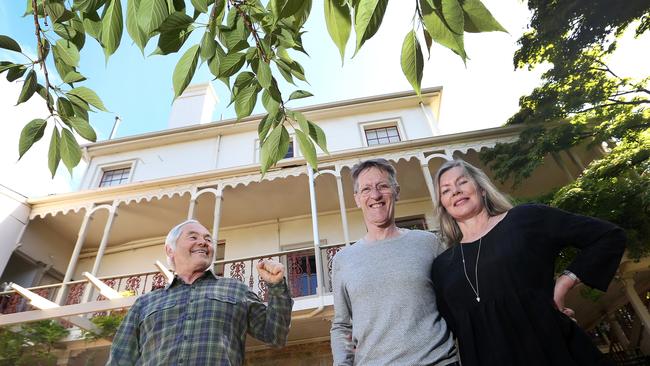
left=441, top=0, right=464, bottom=35
left=18, top=119, right=47, bottom=159
left=53, top=39, right=80, bottom=67
left=256, top=60, right=272, bottom=89
left=158, top=11, right=193, bottom=32
left=74, top=0, right=103, bottom=13
left=295, top=129, right=317, bottom=168
left=57, top=97, right=75, bottom=121
left=126, top=0, right=147, bottom=53
left=139, top=0, right=169, bottom=36
left=45, top=1, right=67, bottom=23
left=69, top=117, right=97, bottom=142
left=60, top=128, right=82, bottom=174
left=288, top=109, right=309, bottom=132
left=288, top=90, right=313, bottom=101
left=0, top=35, right=22, bottom=52
left=420, top=0, right=467, bottom=61
left=16, top=70, right=37, bottom=105
left=288, top=0, right=312, bottom=29
left=68, top=87, right=109, bottom=111
left=258, top=113, right=275, bottom=142
left=82, top=11, right=103, bottom=42
left=63, top=70, right=87, bottom=83
left=260, top=125, right=290, bottom=173
left=172, top=44, right=200, bottom=99
left=101, top=0, right=123, bottom=60
left=48, top=126, right=61, bottom=178
left=191, top=0, right=208, bottom=13
left=280, top=0, right=303, bottom=18
left=353, top=0, right=388, bottom=53
left=262, top=89, right=280, bottom=115
left=462, top=0, right=506, bottom=33
left=400, top=30, right=424, bottom=96
left=307, top=120, right=328, bottom=153
left=324, top=0, right=351, bottom=63
left=423, top=28, right=433, bottom=59
left=218, top=52, right=245, bottom=77
left=36, top=84, right=54, bottom=109
left=155, top=26, right=194, bottom=55
left=234, top=85, right=261, bottom=120
left=6, top=65, right=27, bottom=82
left=200, top=31, right=216, bottom=62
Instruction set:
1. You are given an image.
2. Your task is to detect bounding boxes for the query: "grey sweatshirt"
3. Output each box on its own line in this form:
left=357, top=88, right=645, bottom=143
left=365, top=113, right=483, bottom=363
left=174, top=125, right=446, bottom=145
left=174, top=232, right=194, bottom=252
left=330, top=230, right=457, bottom=366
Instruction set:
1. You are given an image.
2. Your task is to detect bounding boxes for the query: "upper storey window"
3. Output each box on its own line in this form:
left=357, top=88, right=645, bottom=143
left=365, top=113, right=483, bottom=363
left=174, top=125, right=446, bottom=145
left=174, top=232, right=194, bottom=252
left=99, top=167, right=131, bottom=187
left=360, top=119, right=405, bottom=147
left=364, top=126, right=401, bottom=146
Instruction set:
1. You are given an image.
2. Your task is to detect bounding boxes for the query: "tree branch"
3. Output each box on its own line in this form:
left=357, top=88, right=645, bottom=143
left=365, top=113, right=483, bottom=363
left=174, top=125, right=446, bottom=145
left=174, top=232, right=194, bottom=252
left=31, top=0, right=53, bottom=115
left=231, top=1, right=268, bottom=63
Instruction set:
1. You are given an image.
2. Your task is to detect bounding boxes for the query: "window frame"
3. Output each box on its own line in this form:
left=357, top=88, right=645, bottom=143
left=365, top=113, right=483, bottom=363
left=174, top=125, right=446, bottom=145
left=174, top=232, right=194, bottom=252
left=93, top=160, right=136, bottom=188
left=359, top=119, right=406, bottom=147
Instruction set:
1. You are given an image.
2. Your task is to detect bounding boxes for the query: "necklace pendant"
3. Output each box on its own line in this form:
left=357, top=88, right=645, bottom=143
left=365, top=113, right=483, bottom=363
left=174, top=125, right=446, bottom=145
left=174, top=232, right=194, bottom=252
left=476, top=297, right=480, bottom=302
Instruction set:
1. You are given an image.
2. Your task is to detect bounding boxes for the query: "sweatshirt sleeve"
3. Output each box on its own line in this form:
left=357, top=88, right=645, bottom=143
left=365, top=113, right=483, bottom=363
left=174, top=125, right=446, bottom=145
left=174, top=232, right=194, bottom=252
left=530, top=204, right=626, bottom=291
left=330, top=255, right=355, bottom=365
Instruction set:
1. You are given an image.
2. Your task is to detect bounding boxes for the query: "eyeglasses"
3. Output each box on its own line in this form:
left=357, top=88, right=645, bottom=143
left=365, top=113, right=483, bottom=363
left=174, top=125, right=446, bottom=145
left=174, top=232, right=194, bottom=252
left=357, top=183, right=394, bottom=197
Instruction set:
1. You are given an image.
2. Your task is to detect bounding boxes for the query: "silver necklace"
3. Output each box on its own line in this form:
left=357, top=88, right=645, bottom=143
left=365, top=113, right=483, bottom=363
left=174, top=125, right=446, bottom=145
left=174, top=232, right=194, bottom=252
left=459, top=237, right=482, bottom=302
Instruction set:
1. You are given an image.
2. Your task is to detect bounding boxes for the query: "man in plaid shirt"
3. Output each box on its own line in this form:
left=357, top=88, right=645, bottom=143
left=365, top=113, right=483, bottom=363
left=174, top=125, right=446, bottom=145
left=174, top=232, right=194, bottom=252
left=107, top=219, right=293, bottom=365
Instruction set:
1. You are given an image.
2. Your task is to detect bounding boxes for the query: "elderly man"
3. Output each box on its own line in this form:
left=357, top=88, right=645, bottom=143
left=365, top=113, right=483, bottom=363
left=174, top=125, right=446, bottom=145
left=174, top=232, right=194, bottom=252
left=108, top=220, right=292, bottom=365
left=330, top=159, right=458, bottom=366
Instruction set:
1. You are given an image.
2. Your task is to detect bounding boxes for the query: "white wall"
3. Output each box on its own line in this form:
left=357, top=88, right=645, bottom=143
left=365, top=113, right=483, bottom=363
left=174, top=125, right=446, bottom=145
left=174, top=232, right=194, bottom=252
left=0, top=187, right=30, bottom=276
left=81, top=104, right=435, bottom=189
left=81, top=138, right=219, bottom=189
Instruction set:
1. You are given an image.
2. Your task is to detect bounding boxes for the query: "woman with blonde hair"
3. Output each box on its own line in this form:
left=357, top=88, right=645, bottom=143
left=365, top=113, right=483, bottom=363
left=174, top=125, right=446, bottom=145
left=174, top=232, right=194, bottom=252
left=431, top=159, right=625, bottom=366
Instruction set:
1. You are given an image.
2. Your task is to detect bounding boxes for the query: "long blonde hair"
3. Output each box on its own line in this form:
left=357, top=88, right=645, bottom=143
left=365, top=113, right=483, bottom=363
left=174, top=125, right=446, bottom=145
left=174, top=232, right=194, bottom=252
left=433, top=159, right=513, bottom=245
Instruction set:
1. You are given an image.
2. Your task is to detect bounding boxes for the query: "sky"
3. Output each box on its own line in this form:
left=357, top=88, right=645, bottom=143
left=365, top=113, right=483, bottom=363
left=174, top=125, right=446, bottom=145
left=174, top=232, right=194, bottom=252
left=0, top=0, right=648, bottom=197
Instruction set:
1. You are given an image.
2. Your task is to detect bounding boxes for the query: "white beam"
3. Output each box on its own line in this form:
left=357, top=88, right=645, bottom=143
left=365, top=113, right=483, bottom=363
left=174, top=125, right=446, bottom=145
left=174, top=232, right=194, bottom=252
left=82, top=272, right=121, bottom=300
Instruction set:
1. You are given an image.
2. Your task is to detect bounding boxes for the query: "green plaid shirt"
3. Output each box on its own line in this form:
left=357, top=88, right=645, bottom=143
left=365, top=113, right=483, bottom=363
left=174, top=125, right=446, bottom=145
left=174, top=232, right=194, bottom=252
left=107, top=270, right=293, bottom=366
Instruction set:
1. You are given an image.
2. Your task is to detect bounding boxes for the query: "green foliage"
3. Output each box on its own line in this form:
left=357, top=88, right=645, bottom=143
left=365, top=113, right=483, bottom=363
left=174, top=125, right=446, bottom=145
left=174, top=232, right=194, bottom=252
left=82, top=312, right=126, bottom=340
left=3, top=0, right=503, bottom=176
left=0, top=320, right=69, bottom=366
left=481, top=0, right=650, bottom=258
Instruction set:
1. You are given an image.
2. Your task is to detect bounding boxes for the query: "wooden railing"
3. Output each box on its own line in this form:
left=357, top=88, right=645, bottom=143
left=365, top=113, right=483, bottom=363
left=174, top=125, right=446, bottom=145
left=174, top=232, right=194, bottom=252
left=0, top=243, right=347, bottom=316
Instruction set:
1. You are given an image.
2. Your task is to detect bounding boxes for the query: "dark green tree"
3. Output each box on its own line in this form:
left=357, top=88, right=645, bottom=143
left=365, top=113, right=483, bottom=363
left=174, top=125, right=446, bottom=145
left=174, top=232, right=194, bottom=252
left=481, top=0, right=650, bottom=258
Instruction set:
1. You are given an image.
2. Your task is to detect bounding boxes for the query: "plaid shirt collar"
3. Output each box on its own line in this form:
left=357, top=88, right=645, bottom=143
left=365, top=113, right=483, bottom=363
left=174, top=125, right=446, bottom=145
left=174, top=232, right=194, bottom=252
left=164, top=268, right=219, bottom=290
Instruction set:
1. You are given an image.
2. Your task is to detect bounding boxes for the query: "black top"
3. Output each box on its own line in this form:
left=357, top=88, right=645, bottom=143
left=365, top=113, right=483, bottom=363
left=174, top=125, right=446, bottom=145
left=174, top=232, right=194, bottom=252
left=432, top=204, right=626, bottom=366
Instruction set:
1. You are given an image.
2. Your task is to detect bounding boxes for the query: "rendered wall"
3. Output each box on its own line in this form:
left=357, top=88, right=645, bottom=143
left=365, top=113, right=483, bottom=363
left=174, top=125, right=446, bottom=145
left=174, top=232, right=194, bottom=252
left=0, top=187, right=30, bottom=277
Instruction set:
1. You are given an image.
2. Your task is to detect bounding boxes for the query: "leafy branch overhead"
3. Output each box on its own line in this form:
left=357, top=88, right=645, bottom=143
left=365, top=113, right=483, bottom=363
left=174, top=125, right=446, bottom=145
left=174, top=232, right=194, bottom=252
left=1, top=0, right=504, bottom=177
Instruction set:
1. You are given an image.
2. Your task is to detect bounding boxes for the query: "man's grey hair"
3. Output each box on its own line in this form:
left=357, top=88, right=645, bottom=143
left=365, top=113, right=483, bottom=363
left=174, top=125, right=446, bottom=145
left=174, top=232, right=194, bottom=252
left=164, top=219, right=215, bottom=270
left=350, top=158, right=398, bottom=193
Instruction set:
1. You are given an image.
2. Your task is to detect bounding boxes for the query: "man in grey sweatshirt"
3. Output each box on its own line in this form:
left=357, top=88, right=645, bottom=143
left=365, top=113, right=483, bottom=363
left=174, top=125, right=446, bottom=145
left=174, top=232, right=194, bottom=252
left=330, top=159, right=458, bottom=366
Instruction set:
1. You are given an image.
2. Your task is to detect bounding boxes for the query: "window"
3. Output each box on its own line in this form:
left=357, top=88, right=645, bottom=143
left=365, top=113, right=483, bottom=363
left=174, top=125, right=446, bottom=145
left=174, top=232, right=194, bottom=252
left=99, top=167, right=131, bottom=187
left=364, top=125, right=401, bottom=146
left=254, top=138, right=295, bottom=163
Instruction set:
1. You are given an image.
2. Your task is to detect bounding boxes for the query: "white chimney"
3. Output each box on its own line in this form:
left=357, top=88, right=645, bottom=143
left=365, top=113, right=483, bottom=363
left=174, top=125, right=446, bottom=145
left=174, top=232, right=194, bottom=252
left=168, top=82, right=219, bottom=129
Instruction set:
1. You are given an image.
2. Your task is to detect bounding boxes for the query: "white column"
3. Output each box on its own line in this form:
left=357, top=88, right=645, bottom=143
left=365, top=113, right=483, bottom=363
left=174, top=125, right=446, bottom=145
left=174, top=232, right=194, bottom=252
left=212, top=190, right=223, bottom=242
left=419, top=156, right=437, bottom=206
left=82, top=205, right=118, bottom=303
left=307, top=166, right=324, bottom=296
left=55, top=212, right=93, bottom=304
left=622, top=277, right=650, bottom=337
left=334, top=171, right=351, bottom=246
left=188, top=193, right=197, bottom=220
